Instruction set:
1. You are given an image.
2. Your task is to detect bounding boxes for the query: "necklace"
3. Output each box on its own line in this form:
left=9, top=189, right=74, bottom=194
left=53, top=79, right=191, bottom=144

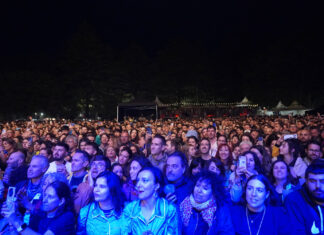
left=248, top=210, right=263, bottom=224
left=246, top=206, right=266, bottom=235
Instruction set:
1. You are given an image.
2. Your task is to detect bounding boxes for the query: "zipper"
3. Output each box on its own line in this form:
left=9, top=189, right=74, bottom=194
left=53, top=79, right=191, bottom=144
left=318, top=205, right=323, bottom=234
left=194, top=212, right=198, bottom=234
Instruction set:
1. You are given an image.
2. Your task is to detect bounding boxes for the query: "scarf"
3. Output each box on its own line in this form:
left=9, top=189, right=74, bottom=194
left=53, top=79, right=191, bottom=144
left=180, top=194, right=217, bottom=227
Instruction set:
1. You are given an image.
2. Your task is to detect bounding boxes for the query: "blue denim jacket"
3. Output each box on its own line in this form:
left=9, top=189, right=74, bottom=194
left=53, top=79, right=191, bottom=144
left=77, top=202, right=123, bottom=235
left=122, top=197, right=180, bottom=235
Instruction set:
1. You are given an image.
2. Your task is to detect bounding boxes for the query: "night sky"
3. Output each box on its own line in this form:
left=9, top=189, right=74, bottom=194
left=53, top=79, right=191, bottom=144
left=0, top=1, right=323, bottom=119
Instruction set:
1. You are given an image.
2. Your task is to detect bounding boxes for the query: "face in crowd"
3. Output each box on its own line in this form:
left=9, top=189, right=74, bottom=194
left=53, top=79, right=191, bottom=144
left=150, top=137, right=165, bottom=157
left=136, top=170, right=160, bottom=201
left=193, top=178, right=213, bottom=203
left=199, top=139, right=210, bottom=155
left=306, top=173, right=324, bottom=203
left=166, top=156, right=185, bottom=183
left=246, top=179, right=269, bottom=212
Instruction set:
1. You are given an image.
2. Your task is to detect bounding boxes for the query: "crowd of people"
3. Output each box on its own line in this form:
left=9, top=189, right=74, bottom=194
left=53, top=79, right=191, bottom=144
left=0, top=115, right=323, bottom=235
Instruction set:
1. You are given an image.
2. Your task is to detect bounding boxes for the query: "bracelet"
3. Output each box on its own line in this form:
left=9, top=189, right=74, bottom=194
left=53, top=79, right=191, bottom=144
left=16, top=223, right=28, bottom=232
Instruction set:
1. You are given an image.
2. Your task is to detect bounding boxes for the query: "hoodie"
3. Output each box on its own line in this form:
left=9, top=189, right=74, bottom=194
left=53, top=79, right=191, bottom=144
left=285, top=184, right=324, bottom=235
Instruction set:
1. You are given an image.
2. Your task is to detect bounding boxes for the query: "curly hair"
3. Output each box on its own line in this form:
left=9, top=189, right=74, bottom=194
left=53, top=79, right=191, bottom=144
left=193, top=170, right=228, bottom=207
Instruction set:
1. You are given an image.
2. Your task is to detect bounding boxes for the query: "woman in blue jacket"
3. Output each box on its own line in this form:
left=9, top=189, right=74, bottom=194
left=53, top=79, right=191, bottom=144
left=180, top=170, right=234, bottom=235
left=77, top=171, right=125, bottom=235
left=122, top=166, right=180, bottom=235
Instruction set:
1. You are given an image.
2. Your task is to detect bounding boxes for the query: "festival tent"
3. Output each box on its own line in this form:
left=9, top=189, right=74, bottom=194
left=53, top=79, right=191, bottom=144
left=279, top=101, right=310, bottom=116
left=117, top=97, right=162, bottom=122
left=235, top=97, right=254, bottom=107
left=117, top=96, right=259, bottom=120
left=273, top=101, right=288, bottom=111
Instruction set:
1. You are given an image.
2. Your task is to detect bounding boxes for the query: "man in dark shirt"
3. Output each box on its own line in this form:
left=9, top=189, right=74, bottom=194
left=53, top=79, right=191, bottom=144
left=4, top=150, right=28, bottom=187
left=69, top=150, right=89, bottom=193
left=285, top=159, right=324, bottom=235
left=164, top=151, right=193, bottom=206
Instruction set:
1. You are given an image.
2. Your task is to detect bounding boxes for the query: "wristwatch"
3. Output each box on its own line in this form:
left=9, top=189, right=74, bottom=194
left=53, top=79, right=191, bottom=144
left=16, top=223, right=27, bottom=232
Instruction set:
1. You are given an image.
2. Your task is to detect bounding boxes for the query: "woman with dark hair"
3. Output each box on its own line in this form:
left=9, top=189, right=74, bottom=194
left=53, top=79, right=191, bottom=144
left=229, top=151, right=265, bottom=202
left=130, top=129, right=139, bottom=144
left=230, top=175, right=288, bottom=235
left=18, top=172, right=69, bottom=225
left=229, top=135, right=240, bottom=150
left=99, top=133, right=109, bottom=154
left=241, top=133, right=254, bottom=144
left=112, top=163, right=125, bottom=183
left=269, top=160, right=299, bottom=203
left=180, top=171, right=234, bottom=235
left=207, top=158, right=225, bottom=177
left=118, top=146, right=132, bottom=178
left=189, top=157, right=203, bottom=178
left=0, top=138, right=17, bottom=160
left=2, top=181, right=75, bottom=234
left=77, top=171, right=125, bottom=235
left=123, top=155, right=152, bottom=201
left=129, top=144, right=141, bottom=156
left=279, top=138, right=307, bottom=181
left=251, top=145, right=272, bottom=175
left=185, top=145, right=199, bottom=165
left=122, top=167, right=179, bottom=234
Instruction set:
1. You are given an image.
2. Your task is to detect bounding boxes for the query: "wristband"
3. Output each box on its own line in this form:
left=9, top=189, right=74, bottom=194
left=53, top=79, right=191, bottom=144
left=16, top=223, right=27, bottom=232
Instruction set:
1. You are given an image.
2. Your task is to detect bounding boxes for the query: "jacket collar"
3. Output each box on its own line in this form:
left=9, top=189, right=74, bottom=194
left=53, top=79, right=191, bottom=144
left=91, top=202, right=120, bottom=220
left=167, top=176, right=188, bottom=188
left=130, top=198, right=166, bottom=222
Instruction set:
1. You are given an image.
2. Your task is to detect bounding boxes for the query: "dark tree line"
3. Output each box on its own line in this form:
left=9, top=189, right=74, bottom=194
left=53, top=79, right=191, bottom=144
left=0, top=2, right=323, bottom=120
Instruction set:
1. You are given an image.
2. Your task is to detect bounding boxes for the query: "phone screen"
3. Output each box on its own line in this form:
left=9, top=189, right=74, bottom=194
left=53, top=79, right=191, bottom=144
left=238, top=156, right=247, bottom=169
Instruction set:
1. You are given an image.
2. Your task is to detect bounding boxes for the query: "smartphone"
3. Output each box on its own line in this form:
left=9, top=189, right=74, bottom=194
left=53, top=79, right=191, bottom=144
left=257, top=137, right=263, bottom=142
left=284, top=134, right=297, bottom=140
left=238, top=156, right=247, bottom=169
left=146, top=127, right=152, bottom=134
left=6, top=187, right=16, bottom=210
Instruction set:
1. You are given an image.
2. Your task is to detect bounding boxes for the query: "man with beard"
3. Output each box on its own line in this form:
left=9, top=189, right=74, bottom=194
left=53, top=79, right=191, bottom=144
left=148, top=134, right=167, bottom=172
left=3, top=151, right=28, bottom=187
left=46, top=142, right=71, bottom=175
left=285, top=159, right=324, bottom=235
left=298, top=128, right=311, bottom=158
left=304, top=141, right=323, bottom=166
left=199, top=138, right=212, bottom=168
